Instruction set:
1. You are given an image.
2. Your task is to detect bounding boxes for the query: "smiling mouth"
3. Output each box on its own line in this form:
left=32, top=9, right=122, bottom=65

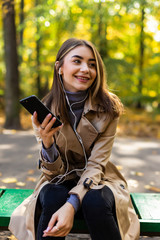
left=75, top=76, right=90, bottom=82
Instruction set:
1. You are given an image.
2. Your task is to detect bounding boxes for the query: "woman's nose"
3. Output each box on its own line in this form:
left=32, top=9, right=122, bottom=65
left=80, top=63, right=89, bottom=72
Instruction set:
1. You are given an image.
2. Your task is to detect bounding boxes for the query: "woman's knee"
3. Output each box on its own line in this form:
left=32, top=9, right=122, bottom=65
left=38, top=183, right=69, bottom=210
left=82, top=189, right=103, bottom=216
left=82, top=187, right=115, bottom=216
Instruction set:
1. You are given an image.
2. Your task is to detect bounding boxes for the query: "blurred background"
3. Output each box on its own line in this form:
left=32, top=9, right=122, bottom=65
left=0, top=0, right=160, bottom=138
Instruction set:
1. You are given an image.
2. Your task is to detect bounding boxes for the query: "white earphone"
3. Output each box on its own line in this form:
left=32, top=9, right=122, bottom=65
left=59, top=67, right=62, bottom=75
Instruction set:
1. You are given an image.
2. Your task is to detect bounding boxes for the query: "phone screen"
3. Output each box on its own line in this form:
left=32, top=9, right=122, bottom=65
left=20, top=95, right=62, bottom=128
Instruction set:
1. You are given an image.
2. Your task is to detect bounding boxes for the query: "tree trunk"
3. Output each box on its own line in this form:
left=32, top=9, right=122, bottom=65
left=2, top=0, right=21, bottom=129
left=137, top=2, right=145, bottom=109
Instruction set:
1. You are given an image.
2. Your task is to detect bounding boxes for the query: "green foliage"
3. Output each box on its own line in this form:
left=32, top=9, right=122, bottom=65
left=0, top=0, right=160, bottom=112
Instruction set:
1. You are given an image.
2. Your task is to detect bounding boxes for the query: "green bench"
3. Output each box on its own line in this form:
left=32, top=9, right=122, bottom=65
left=0, top=188, right=160, bottom=236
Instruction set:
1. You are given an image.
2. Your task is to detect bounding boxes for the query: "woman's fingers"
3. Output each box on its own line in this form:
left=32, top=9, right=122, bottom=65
left=32, top=111, right=39, bottom=126
left=47, top=213, right=57, bottom=229
left=33, top=111, right=62, bottom=149
left=44, top=116, right=57, bottom=131
left=43, top=203, right=74, bottom=237
left=43, top=225, right=69, bottom=237
left=39, top=114, right=62, bottom=132
left=33, top=111, right=62, bottom=133
left=40, top=113, right=53, bottom=130
left=32, top=111, right=52, bottom=129
left=43, top=214, right=60, bottom=237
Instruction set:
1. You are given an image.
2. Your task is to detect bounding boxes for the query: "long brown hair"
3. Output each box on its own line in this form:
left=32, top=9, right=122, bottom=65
left=43, top=38, right=123, bottom=122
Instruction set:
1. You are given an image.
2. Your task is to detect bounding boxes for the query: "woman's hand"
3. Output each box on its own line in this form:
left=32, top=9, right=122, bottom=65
left=33, top=111, right=62, bottom=149
left=43, top=202, right=75, bottom=237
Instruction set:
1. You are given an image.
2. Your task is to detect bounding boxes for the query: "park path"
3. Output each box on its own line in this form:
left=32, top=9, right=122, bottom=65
left=0, top=130, right=160, bottom=240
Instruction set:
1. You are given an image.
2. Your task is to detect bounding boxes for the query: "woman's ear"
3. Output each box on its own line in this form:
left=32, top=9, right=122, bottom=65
left=55, top=61, right=59, bottom=70
left=55, top=61, right=63, bottom=75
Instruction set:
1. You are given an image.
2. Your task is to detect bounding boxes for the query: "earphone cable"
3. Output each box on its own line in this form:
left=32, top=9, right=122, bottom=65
left=49, top=74, right=88, bottom=184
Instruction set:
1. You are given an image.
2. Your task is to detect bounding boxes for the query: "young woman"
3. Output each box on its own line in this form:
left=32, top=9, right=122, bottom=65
left=9, top=38, right=140, bottom=240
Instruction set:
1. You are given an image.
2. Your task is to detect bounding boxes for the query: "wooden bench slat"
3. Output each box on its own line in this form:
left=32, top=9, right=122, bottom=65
left=0, top=189, right=33, bottom=227
left=131, top=193, right=160, bottom=219
left=130, top=193, right=160, bottom=235
left=0, top=189, right=160, bottom=236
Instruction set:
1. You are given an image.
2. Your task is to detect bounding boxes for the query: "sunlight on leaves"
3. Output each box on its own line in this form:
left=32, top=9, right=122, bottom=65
left=127, top=179, right=139, bottom=188
left=152, top=150, right=158, bottom=155
left=0, top=186, right=6, bottom=189
left=27, top=169, right=35, bottom=175
left=116, top=165, right=123, bottom=170
left=16, top=182, right=26, bottom=187
left=2, top=177, right=17, bottom=183
left=145, top=185, right=160, bottom=192
left=130, top=171, right=144, bottom=176
left=26, top=176, right=37, bottom=182
left=149, top=181, right=155, bottom=185
left=2, top=129, right=17, bottom=135
left=27, top=154, right=33, bottom=159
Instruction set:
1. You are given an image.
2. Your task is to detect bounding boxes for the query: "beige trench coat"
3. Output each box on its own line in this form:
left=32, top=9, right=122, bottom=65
left=9, top=94, right=140, bottom=240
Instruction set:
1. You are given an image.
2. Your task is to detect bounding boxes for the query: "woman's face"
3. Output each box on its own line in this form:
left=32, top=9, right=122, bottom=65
left=60, top=46, right=97, bottom=92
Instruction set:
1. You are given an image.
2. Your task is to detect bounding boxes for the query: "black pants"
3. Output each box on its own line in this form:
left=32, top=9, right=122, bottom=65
left=35, top=181, right=121, bottom=240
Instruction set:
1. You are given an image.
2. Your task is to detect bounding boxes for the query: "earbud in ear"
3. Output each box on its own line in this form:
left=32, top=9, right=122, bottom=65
left=59, top=68, right=62, bottom=75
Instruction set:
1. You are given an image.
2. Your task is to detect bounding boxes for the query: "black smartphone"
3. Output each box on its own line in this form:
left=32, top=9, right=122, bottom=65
left=20, top=95, right=62, bottom=128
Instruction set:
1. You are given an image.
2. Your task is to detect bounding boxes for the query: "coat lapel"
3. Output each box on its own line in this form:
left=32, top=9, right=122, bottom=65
left=76, top=92, right=103, bottom=150
left=77, top=115, right=98, bottom=151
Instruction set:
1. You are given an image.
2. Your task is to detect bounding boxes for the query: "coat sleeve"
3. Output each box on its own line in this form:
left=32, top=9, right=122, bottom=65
left=69, top=117, right=119, bottom=203
left=32, top=118, right=66, bottom=181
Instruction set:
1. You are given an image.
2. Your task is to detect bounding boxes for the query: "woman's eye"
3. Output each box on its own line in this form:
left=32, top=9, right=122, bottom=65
left=73, top=59, right=81, bottom=64
left=89, top=63, right=96, bottom=68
